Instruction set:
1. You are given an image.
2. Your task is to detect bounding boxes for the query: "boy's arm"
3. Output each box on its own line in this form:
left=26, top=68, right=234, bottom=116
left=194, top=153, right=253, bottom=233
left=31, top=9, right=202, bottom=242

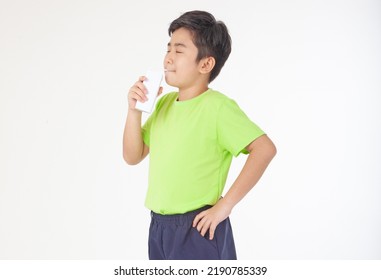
left=123, top=76, right=161, bottom=165
left=123, top=109, right=149, bottom=165
left=193, top=134, right=277, bottom=240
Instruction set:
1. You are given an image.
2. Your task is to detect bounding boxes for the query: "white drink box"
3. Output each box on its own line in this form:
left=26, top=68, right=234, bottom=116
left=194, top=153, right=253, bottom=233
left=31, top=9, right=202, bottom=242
left=135, top=69, right=163, bottom=113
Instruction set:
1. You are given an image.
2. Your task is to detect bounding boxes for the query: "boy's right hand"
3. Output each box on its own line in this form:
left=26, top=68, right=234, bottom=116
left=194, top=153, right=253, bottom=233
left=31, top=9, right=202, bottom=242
left=127, top=76, right=163, bottom=111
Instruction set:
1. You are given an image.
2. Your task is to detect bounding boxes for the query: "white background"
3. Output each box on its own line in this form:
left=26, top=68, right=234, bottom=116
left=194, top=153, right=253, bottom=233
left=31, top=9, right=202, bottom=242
left=1, top=0, right=380, bottom=259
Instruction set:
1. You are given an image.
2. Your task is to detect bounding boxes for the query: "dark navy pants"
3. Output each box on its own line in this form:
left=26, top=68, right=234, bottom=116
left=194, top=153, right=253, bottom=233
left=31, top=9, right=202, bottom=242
left=148, top=205, right=237, bottom=260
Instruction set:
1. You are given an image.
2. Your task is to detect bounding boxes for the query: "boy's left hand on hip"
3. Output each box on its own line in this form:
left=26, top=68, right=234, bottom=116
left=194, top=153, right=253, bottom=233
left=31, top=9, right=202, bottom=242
left=192, top=201, right=232, bottom=240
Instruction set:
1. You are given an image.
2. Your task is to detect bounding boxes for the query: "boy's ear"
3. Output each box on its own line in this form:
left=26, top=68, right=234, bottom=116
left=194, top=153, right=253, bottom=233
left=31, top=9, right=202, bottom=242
left=199, top=56, right=216, bottom=74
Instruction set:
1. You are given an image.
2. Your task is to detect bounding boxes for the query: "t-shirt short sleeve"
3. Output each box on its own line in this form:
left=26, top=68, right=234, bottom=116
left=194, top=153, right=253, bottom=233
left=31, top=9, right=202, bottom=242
left=217, top=98, right=265, bottom=156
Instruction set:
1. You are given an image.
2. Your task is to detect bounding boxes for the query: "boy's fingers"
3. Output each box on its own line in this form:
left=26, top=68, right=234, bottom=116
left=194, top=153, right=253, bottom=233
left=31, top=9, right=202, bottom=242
left=128, top=76, right=149, bottom=104
left=200, top=220, right=211, bottom=237
left=133, top=81, right=149, bottom=98
left=192, top=215, right=199, bottom=227
left=194, top=215, right=218, bottom=239
left=135, top=82, right=147, bottom=94
left=130, top=88, right=147, bottom=102
left=192, top=211, right=205, bottom=227
left=196, top=217, right=206, bottom=232
left=208, top=224, right=216, bottom=240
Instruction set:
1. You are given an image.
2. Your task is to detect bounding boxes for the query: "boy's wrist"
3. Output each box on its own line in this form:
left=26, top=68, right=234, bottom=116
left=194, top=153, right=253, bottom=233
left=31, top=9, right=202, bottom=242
left=218, top=197, right=235, bottom=212
left=128, top=107, right=143, bottom=117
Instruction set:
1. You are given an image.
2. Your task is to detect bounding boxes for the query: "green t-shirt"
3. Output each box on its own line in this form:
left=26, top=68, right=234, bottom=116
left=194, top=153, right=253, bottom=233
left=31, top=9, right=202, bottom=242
left=142, top=89, right=265, bottom=214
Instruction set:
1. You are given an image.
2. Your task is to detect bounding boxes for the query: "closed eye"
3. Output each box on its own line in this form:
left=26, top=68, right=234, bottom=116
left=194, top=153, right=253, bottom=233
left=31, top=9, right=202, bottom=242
left=166, top=49, right=183, bottom=54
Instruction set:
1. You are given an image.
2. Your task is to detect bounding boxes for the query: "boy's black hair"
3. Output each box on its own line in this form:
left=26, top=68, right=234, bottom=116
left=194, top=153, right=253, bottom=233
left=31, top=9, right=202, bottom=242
left=168, top=10, right=232, bottom=83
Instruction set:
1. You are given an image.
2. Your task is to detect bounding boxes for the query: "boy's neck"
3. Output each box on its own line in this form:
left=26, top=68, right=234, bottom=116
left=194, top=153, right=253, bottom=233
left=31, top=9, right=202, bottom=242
left=177, top=84, right=209, bottom=101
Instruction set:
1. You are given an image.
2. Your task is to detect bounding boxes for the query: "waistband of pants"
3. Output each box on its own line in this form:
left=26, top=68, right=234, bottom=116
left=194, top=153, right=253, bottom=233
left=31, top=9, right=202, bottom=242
left=150, top=205, right=212, bottom=225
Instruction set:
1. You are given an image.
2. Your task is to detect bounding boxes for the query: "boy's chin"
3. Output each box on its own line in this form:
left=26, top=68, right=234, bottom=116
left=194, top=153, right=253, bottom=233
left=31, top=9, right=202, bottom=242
left=164, top=78, right=178, bottom=88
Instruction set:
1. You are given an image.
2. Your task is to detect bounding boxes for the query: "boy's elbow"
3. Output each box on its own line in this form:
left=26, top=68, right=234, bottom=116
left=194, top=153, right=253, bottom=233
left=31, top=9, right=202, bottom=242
left=268, top=141, right=277, bottom=160
left=123, top=143, right=148, bottom=165
left=123, top=153, right=140, bottom=165
left=263, top=136, right=277, bottom=160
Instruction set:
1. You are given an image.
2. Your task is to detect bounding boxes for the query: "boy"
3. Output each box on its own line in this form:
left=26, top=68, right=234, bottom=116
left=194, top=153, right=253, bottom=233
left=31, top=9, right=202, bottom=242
left=123, top=10, right=276, bottom=260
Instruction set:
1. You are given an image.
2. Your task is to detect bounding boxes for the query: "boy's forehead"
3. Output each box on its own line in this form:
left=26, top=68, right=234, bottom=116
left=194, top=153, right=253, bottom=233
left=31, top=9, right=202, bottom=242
left=168, top=28, right=194, bottom=46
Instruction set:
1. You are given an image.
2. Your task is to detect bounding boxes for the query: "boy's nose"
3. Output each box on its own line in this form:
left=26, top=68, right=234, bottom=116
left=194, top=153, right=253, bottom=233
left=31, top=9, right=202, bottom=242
left=165, top=55, right=173, bottom=65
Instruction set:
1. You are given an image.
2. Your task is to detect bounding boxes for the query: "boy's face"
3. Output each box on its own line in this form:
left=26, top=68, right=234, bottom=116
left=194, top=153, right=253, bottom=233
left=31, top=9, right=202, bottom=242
left=164, top=27, right=205, bottom=89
